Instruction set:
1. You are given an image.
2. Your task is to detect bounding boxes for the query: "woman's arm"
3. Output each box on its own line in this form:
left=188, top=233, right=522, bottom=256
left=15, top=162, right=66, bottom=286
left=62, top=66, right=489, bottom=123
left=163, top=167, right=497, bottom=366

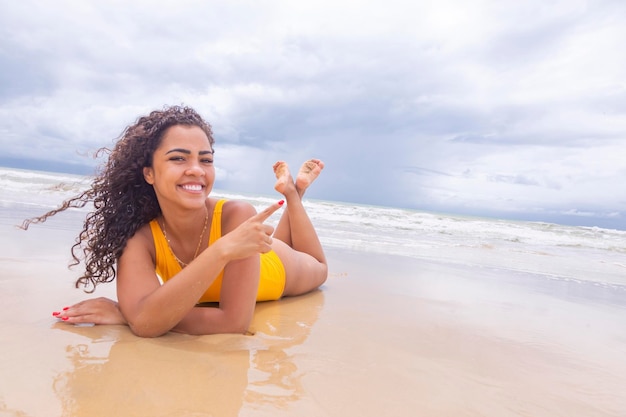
left=170, top=255, right=260, bottom=335
left=171, top=201, right=266, bottom=335
left=116, top=201, right=281, bottom=337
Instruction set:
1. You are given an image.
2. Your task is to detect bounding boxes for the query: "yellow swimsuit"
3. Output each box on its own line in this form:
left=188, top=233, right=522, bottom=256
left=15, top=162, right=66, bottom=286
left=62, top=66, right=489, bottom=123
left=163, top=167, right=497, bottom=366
left=149, top=199, right=286, bottom=303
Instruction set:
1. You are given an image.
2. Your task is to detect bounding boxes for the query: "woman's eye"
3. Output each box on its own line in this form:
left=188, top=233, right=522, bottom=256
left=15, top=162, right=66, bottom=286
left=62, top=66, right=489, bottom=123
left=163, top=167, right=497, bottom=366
left=169, top=156, right=185, bottom=161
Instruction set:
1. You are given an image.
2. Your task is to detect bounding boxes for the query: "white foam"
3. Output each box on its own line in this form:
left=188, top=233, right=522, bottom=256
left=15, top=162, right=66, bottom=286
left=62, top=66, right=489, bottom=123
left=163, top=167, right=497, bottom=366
left=3, top=166, right=625, bottom=287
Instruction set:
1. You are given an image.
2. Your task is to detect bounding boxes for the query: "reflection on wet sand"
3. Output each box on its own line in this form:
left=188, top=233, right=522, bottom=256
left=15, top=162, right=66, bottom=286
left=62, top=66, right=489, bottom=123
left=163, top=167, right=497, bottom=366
left=52, top=290, right=324, bottom=417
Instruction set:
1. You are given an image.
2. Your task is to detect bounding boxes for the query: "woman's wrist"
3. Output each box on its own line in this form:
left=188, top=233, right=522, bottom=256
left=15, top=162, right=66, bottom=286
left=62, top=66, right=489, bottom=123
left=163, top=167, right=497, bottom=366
left=206, top=238, right=232, bottom=266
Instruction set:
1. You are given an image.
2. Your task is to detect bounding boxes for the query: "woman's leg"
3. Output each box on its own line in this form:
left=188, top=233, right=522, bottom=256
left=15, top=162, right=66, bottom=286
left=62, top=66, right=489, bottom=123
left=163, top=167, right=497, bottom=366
left=271, top=160, right=328, bottom=296
left=272, top=159, right=324, bottom=258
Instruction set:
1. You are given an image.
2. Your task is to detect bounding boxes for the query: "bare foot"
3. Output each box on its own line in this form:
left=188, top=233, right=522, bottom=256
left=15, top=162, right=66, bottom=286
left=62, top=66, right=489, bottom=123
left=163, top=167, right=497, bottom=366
left=273, top=161, right=295, bottom=195
left=295, top=159, right=324, bottom=193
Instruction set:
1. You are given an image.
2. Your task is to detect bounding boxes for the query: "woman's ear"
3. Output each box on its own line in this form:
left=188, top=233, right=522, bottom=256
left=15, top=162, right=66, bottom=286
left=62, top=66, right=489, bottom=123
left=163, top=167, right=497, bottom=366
left=143, top=167, right=154, bottom=185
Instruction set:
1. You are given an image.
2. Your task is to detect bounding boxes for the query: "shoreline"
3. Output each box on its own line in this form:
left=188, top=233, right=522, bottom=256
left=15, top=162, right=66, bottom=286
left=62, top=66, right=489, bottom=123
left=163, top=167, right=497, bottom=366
left=1, top=208, right=626, bottom=416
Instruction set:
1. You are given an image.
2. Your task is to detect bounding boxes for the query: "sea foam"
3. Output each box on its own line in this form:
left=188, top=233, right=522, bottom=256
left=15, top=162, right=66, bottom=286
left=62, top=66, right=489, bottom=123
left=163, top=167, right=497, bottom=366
left=2, top=166, right=625, bottom=287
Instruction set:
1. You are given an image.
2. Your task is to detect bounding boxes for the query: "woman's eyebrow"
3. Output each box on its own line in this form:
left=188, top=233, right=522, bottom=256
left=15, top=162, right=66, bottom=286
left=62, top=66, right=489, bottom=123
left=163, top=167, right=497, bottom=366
left=165, top=148, right=191, bottom=155
left=165, top=149, right=214, bottom=155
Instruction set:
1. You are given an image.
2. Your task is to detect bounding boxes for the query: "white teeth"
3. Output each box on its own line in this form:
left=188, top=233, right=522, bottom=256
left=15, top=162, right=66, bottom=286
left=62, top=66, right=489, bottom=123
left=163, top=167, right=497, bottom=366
left=181, top=184, right=202, bottom=191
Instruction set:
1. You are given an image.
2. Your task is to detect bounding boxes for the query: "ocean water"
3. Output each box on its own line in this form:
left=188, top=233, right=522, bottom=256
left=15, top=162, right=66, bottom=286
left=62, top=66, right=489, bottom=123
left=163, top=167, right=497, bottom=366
left=2, top=166, right=625, bottom=289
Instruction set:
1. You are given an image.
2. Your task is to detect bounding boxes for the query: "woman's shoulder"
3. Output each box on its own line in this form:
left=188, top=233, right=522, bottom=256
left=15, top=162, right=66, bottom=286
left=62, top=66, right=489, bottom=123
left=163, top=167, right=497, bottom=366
left=117, top=221, right=156, bottom=264
left=207, top=197, right=255, bottom=215
left=127, top=222, right=156, bottom=251
left=215, top=199, right=257, bottom=231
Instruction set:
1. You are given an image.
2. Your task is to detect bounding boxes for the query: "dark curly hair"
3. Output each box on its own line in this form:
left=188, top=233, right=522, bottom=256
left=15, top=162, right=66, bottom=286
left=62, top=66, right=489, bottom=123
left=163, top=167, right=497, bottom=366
left=21, top=105, right=215, bottom=292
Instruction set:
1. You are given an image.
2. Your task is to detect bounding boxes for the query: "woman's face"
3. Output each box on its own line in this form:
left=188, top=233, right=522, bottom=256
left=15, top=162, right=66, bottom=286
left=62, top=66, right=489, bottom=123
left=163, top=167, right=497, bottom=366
left=143, top=125, right=215, bottom=210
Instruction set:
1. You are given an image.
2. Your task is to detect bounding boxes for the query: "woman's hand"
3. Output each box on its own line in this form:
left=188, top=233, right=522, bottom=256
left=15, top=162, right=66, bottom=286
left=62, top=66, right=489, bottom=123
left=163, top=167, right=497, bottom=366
left=52, top=297, right=127, bottom=325
left=218, top=200, right=284, bottom=261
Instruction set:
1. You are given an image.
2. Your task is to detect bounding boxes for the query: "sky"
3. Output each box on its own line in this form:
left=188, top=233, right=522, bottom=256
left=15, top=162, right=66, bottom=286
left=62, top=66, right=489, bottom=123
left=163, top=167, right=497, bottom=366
left=1, top=0, right=625, bottom=230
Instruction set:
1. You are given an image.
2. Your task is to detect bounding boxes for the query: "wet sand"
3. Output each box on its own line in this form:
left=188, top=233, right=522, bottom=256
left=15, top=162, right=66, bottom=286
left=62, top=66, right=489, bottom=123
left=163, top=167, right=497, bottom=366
left=1, top=211, right=626, bottom=416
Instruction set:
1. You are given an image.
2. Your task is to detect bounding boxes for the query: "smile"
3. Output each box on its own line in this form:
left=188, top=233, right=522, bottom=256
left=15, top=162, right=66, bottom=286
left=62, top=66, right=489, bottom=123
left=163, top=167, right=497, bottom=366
left=180, top=184, right=203, bottom=192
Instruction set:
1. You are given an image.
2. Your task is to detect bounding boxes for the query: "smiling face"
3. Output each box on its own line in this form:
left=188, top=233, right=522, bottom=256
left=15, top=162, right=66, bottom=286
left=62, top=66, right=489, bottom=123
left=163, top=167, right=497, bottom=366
left=143, top=125, right=215, bottom=211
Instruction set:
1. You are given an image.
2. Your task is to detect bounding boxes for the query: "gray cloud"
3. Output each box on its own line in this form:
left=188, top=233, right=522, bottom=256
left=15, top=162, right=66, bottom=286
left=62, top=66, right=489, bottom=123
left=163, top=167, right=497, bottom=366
left=0, top=0, right=625, bottom=229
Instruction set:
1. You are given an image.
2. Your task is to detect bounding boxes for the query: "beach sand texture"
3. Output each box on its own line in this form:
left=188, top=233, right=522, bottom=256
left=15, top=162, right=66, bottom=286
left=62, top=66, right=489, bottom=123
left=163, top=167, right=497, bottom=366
left=1, top=204, right=626, bottom=417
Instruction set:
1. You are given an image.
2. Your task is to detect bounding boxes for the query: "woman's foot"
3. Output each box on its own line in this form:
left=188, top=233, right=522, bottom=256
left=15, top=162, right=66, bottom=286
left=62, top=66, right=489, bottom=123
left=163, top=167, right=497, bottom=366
left=273, top=159, right=324, bottom=197
left=273, top=161, right=295, bottom=196
left=296, top=159, right=324, bottom=195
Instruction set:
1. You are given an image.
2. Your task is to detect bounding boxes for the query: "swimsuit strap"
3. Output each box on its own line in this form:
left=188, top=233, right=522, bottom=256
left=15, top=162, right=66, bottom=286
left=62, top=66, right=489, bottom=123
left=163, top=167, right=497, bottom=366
left=209, top=199, right=227, bottom=246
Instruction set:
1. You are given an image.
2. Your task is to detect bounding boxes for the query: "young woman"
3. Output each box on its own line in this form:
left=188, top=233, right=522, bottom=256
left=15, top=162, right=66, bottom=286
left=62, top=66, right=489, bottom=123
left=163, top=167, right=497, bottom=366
left=24, top=106, right=328, bottom=337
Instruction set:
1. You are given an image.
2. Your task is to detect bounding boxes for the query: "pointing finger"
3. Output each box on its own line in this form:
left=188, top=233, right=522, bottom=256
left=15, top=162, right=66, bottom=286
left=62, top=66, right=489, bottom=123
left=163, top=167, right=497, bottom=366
left=253, top=200, right=285, bottom=223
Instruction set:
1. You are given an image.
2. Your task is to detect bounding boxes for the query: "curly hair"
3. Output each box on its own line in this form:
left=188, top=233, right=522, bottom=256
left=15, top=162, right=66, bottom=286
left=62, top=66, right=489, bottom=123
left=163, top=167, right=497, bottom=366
left=21, top=105, right=215, bottom=292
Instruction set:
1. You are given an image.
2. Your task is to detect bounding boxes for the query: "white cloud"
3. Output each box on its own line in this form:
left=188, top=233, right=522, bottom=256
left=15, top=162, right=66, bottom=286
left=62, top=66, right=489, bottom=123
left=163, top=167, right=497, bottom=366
left=0, top=0, right=625, bottom=228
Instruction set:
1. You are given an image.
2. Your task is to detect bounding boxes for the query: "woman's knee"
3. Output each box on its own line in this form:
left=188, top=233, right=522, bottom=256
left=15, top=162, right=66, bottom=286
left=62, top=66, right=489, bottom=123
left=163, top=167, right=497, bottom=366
left=316, top=263, right=328, bottom=286
left=282, top=260, right=326, bottom=296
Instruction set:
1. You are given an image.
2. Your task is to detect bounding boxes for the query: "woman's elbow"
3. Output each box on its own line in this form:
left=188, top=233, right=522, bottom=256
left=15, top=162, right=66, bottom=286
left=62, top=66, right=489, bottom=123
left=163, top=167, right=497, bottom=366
left=220, top=312, right=253, bottom=335
left=218, top=315, right=251, bottom=335
left=127, top=319, right=169, bottom=338
left=229, top=322, right=251, bottom=335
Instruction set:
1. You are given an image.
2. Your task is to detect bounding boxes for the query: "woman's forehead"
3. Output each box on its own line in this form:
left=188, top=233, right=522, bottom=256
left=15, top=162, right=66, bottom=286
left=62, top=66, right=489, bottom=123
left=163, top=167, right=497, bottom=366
left=159, top=125, right=212, bottom=149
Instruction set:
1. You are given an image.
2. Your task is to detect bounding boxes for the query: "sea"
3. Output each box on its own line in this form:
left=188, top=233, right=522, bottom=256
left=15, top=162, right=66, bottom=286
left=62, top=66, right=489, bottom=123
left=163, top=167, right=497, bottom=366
left=1, top=166, right=625, bottom=290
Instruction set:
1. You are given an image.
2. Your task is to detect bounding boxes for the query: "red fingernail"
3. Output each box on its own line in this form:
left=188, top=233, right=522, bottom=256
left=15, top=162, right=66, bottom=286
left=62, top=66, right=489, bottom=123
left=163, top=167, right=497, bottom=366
left=278, top=200, right=285, bottom=206
left=63, top=307, right=69, bottom=311
left=62, top=317, right=69, bottom=321
left=52, top=311, right=60, bottom=316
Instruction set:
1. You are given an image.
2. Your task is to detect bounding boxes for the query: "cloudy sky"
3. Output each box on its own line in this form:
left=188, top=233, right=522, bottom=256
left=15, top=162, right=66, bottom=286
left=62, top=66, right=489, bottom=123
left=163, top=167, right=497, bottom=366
left=1, top=0, right=625, bottom=229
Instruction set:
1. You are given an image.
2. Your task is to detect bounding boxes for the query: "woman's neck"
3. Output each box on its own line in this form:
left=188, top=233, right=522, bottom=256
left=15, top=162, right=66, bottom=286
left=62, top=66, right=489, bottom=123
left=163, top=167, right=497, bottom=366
left=159, top=200, right=210, bottom=241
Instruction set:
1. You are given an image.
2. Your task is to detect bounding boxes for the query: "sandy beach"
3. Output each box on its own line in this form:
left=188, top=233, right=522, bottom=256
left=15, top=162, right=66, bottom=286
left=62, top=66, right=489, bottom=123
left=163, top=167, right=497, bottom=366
left=1, top=207, right=626, bottom=417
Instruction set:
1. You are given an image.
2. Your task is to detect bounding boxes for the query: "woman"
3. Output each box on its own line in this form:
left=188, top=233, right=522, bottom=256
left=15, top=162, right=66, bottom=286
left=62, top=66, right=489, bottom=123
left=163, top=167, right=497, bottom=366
left=24, top=106, right=328, bottom=337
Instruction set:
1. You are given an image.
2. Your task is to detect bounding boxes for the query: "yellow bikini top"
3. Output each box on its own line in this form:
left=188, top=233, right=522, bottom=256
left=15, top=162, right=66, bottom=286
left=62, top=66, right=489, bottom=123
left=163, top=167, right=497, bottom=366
left=149, top=199, right=226, bottom=303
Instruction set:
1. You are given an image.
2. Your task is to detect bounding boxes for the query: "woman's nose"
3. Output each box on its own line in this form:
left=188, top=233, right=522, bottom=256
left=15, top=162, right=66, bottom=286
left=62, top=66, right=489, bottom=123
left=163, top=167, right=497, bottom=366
left=185, top=162, right=205, bottom=176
